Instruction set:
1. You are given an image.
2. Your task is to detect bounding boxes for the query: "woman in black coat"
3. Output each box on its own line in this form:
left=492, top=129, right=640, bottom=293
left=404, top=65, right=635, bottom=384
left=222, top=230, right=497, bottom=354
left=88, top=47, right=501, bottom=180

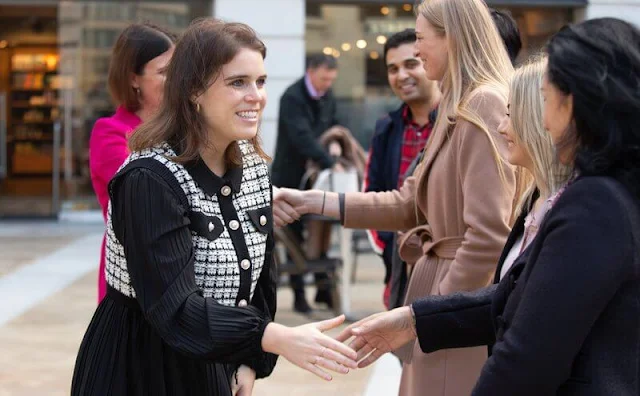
left=335, top=18, right=640, bottom=396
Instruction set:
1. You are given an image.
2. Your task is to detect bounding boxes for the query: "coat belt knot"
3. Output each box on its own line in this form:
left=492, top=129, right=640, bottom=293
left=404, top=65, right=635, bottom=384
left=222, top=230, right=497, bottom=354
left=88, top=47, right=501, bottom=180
left=398, top=224, right=463, bottom=264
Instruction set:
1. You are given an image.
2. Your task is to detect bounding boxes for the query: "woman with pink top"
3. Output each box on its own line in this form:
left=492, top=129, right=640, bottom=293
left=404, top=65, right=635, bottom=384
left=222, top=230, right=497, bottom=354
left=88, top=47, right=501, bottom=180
left=89, top=23, right=176, bottom=302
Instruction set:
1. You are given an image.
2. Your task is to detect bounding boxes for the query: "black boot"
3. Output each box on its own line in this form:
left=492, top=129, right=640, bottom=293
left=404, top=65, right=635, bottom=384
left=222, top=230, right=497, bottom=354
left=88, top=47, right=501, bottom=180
left=293, top=290, right=312, bottom=314
left=314, top=288, right=334, bottom=310
left=314, top=271, right=334, bottom=309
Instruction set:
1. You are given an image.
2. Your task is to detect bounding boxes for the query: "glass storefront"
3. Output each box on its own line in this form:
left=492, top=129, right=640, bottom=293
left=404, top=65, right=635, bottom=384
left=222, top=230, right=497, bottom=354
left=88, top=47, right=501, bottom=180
left=0, top=0, right=580, bottom=217
left=305, top=2, right=578, bottom=149
left=0, top=1, right=209, bottom=217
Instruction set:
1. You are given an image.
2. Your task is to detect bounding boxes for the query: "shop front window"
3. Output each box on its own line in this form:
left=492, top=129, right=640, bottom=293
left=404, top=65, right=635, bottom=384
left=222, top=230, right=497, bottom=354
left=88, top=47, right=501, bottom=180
left=56, top=1, right=209, bottom=213
left=0, top=1, right=208, bottom=217
left=306, top=3, right=416, bottom=149
left=305, top=1, right=576, bottom=150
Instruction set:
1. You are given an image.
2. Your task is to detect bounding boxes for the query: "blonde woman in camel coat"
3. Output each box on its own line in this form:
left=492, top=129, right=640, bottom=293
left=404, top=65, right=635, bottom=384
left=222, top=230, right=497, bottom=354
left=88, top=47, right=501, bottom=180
left=273, top=0, right=518, bottom=394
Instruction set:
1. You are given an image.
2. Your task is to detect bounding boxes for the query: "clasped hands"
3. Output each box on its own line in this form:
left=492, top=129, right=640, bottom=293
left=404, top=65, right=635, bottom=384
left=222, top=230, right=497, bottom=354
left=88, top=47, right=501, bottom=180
left=272, top=186, right=307, bottom=228
left=335, top=306, right=417, bottom=369
left=270, top=187, right=420, bottom=381
left=269, top=300, right=419, bottom=386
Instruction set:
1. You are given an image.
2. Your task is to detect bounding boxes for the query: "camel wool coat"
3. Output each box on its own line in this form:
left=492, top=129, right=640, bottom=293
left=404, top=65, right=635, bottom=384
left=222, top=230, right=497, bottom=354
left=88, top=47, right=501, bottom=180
left=344, top=89, right=516, bottom=396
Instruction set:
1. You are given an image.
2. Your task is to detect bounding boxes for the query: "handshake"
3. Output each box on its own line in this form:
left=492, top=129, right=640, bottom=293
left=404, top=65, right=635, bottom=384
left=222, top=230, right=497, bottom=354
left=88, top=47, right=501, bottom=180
left=269, top=187, right=419, bottom=380
left=271, top=186, right=311, bottom=227
left=272, top=307, right=417, bottom=382
left=272, top=186, right=341, bottom=227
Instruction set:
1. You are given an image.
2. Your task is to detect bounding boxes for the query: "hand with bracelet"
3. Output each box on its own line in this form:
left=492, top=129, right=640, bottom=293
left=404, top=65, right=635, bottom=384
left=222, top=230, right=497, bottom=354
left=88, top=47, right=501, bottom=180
left=272, top=188, right=342, bottom=227
left=333, top=306, right=417, bottom=368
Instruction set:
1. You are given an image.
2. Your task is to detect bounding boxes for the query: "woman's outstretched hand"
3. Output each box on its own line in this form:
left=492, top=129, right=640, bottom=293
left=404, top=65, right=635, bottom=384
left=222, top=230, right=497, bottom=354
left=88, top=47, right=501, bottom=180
left=335, top=307, right=417, bottom=368
left=262, top=315, right=358, bottom=381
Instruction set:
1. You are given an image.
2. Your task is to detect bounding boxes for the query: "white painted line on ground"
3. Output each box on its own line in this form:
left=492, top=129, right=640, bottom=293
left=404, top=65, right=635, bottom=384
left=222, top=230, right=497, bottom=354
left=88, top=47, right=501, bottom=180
left=363, top=353, right=402, bottom=396
left=0, top=233, right=102, bottom=327
left=58, top=210, right=104, bottom=224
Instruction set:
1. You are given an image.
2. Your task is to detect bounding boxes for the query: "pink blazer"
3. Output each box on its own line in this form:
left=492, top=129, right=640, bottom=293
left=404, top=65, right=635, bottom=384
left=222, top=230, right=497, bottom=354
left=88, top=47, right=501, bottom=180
left=89, top=106, right=141, bottom=302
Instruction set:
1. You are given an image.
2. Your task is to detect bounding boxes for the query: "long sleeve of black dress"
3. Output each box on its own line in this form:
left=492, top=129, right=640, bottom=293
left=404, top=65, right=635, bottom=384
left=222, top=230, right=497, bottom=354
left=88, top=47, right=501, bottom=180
left=112, top=167, right=273, bottom=364
left=241, top=231, right=278, bottom=378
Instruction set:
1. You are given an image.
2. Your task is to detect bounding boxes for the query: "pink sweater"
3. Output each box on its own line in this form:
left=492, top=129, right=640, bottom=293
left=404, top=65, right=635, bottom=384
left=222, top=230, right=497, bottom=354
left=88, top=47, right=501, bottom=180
left=89, top=106, right=141, bottom=303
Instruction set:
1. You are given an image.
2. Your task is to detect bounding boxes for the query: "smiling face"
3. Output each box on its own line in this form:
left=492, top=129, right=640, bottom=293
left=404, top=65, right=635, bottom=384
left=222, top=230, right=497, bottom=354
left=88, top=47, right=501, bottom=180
left=414, top=15, right=448, bottom=81
left=386, top=42, right=433, bottom=104
left=498, top=103, right=532, bottom=170
left=195, top=48, right=267, bottom=149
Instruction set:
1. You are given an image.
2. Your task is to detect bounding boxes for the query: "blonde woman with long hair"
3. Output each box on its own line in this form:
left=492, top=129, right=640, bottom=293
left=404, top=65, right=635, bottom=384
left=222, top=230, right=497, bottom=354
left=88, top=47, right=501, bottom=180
left=326, top=57, right=572, bottom=394
left=274, top=0, right=518, bottom=394
left=497, top=57, right=571, bottom=280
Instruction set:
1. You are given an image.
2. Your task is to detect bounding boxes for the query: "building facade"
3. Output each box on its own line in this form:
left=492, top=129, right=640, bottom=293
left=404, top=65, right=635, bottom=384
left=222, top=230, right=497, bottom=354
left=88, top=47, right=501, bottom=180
left=0, top=0, right=636, bottom=218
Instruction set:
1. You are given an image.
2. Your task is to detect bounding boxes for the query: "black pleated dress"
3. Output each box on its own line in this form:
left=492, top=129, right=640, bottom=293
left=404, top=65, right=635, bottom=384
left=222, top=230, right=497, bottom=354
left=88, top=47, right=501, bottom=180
left=72, top=143, right=278, bottom=395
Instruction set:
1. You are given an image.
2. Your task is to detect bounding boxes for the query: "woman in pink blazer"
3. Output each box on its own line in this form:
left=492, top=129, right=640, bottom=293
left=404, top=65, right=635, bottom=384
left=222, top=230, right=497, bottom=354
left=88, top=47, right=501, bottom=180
left=90, top=23, right=176, bottom=302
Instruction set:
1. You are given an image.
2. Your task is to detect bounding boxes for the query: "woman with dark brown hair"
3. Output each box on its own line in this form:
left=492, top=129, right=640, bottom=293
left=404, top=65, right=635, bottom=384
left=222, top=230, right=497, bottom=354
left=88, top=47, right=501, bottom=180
left=89, top=22, right=176, bottom=303
left=72, top=18, right=357, bottom=396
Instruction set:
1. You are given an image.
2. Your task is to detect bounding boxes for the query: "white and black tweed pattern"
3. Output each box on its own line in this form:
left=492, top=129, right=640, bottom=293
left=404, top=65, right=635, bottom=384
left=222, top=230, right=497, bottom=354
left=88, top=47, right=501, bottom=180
left=104, top=141, right=271, bottom=307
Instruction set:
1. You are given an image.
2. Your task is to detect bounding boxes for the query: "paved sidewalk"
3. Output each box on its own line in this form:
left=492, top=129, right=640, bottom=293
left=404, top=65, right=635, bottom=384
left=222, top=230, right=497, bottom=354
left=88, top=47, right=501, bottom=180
left=0, top=221, right=401, bottom=395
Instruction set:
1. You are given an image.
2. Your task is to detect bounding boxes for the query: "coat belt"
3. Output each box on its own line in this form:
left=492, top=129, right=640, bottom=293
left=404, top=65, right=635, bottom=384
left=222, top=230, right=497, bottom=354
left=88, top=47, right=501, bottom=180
left=393, top=224, right=464, bottom=364
left=398, top=224, right=463, bottom=264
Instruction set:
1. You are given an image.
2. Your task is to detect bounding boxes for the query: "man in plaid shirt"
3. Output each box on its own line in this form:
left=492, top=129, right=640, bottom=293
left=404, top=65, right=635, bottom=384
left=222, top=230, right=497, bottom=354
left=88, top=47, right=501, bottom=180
left=362, top=28, right=440, bottom=308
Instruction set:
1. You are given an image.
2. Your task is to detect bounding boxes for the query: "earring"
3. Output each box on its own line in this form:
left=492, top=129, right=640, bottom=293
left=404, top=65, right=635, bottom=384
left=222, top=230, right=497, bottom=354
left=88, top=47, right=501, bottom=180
left=135, top=87, right=141, bottom=96
left=196, top=102, right=201, bottom=113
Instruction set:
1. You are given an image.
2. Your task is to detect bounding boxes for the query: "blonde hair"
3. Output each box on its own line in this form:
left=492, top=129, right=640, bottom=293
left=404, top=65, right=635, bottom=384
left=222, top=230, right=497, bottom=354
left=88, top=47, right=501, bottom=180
left=417, top=0, right=513, bottom=184
left=509, top=56, right=572, bottom=215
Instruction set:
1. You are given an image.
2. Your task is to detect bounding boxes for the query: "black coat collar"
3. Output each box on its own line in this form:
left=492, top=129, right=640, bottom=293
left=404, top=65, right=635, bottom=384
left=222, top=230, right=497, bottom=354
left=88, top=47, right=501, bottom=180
left=185, top=159, right=243, bottom=197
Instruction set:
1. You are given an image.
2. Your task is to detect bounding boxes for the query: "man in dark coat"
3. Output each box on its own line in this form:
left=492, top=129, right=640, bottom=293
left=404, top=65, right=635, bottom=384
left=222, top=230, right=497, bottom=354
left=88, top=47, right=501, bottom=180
left=271, top=53, right=341, bottom=313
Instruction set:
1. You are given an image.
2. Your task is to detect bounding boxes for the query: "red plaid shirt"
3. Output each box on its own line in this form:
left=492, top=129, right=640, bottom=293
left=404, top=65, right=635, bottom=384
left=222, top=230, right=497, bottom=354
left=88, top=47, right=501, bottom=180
left=398, top=105, right=434, bottom=187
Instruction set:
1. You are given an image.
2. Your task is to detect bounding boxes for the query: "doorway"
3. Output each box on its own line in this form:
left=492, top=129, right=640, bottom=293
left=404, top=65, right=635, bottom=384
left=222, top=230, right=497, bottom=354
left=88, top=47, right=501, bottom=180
left=0, top=4, right=61, bottom=218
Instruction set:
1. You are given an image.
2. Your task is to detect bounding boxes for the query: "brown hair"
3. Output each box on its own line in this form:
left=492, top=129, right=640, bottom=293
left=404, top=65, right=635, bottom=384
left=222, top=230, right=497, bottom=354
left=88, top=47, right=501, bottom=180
left=129, top=18, right=270, bottom=165
left=108, top=23, right=176, bottom=112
